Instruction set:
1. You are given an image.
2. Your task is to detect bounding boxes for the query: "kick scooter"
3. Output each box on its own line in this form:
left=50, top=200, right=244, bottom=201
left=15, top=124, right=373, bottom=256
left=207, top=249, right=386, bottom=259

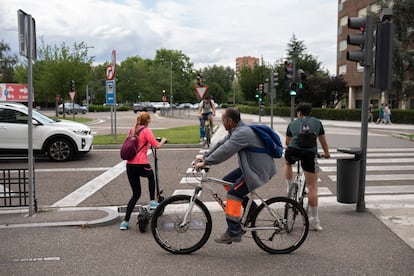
left=137, top=138, right=166, bottom=232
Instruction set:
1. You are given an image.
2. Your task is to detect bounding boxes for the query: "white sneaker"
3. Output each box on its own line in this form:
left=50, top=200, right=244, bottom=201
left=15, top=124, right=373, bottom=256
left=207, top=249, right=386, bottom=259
left=309, top=217, right=323, bottom=231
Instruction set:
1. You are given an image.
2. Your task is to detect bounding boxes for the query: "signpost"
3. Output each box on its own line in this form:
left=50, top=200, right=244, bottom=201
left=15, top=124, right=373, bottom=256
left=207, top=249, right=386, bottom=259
left=106, top=50, right=117, bottom=141
left=17, top=9, right=36, bottom=216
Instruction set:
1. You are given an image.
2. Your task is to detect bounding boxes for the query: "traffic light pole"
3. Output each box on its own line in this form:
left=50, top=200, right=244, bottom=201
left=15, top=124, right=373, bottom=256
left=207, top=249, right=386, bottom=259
left=356, top=15, right=374, bottom=213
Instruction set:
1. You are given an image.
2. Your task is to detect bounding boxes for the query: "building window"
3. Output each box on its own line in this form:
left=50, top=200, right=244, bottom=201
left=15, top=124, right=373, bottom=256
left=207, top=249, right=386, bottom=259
left=340, top=16, right=348, bottom=27
left=358, top=8, right=367, bottom=17
left=338, top=65, right=347, bottom=75
left=370, top=2, right=381, bottom=14
left=339, top=40, right=347, bottom=52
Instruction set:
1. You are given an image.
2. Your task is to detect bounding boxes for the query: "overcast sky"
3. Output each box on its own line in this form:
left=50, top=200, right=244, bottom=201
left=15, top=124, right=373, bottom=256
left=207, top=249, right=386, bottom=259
left=1, top=0, right=338, bottom=75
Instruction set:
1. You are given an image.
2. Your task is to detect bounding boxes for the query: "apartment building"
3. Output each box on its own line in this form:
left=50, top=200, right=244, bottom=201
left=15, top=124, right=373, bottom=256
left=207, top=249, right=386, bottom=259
left=235, top=56, right=259, bottom=77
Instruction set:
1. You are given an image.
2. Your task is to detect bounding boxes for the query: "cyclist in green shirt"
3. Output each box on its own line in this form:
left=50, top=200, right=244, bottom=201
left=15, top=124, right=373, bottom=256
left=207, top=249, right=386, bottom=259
left=284, top=102, right=330, bottom=231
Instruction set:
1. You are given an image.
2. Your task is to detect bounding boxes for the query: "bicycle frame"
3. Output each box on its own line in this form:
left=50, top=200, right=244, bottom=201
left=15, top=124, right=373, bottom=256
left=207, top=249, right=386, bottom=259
left=180, top=167, right=285, bottom=232
left=294, top=161, right=307, bottom=202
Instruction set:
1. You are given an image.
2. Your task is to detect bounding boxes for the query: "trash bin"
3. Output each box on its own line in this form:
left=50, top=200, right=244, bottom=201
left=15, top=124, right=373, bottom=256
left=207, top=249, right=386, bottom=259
left=336, top=147, right=361, bottom=204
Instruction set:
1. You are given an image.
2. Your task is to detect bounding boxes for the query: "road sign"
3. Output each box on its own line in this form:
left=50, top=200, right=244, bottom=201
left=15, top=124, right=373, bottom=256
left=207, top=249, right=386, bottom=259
left=69, top=91, right=76, bottom=101
left=106, top=64, right=114, bottom=80
left=195, top=86, right=208, bottom=99
left=105, top=80, right=115, bottom=105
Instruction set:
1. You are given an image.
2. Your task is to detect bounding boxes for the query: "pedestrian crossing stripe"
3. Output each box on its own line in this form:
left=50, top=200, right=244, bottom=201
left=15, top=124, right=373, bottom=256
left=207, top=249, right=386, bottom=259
left=329, top=174, right=414, bottom=182
left=321, top=165, right=414, bottom=172
left=319, top=158, right=414, bottom=164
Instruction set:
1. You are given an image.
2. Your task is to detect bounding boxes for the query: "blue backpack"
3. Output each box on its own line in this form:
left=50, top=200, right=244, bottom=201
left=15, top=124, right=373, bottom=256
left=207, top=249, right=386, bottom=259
left=247, top=124, right=283, bottom=158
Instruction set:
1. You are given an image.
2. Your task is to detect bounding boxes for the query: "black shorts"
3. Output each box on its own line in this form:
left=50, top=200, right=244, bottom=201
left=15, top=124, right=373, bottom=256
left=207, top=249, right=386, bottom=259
left=284, top=147, right=319, bottom=173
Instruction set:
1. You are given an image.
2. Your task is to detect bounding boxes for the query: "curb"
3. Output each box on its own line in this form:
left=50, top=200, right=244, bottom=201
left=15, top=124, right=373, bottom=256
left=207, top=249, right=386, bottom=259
left=0, top=206, right=120, bottom=229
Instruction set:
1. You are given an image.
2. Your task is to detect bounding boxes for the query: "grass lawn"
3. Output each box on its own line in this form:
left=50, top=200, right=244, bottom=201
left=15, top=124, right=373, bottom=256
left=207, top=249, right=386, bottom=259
left=93, top=125, right=201, bottom=144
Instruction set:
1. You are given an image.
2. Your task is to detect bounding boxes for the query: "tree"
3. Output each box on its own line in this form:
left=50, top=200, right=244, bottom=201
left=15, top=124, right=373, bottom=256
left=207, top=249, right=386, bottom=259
left=0, top=41, right=18, bottom=82
left=201, top=65, right=235, bottom=102
left=29, top=40, right=94, bottom=106
left=279, top=34, right=332, bottom=107
left=391, top=0, right=414, bottom=106
left=153, top=49, right=195, bottom=103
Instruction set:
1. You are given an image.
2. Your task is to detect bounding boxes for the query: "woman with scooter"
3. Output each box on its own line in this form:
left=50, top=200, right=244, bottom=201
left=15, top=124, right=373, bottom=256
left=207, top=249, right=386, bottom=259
left=120, top=112, right=167, bottom=231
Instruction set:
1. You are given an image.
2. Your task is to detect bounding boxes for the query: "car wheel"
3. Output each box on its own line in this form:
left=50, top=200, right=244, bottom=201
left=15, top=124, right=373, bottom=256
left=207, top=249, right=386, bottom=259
left=82, top=110, right=87, bottom=114
left=152, top=108, right=156, bottom=113
left=47, top=138, right=74, bottom=162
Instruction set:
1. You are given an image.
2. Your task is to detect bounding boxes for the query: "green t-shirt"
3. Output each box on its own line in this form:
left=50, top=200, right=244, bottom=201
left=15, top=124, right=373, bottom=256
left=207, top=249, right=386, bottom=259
left=286, top=116, right=325, bottom=153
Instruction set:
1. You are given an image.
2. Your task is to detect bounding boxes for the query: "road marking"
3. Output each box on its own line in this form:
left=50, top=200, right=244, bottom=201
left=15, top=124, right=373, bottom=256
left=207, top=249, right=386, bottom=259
left=11, top=256, right=61, bottom=262
left=51, top=162, right=126, bottom=207
left=36, top=167, right=111, bottom=173
left=329, top=174, right=414, bottom=182
left=319, top=158, right=414, bottom=164
left=320, top=165, right=414, bottom=172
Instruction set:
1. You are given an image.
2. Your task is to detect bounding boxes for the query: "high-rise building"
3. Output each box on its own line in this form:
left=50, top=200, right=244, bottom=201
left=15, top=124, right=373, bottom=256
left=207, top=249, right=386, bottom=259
left=235, top=56, right=259, bottom=77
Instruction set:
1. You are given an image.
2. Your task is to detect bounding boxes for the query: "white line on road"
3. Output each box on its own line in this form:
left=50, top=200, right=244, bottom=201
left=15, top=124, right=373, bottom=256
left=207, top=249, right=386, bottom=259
left=51, top=161, right=126, bottom=207
left=320, top=165, right=414, bottom=172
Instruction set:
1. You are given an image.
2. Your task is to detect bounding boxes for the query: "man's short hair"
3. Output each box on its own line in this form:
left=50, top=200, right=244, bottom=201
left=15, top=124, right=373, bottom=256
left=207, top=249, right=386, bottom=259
left=204, top=95, right=212, bottom=100
left=295, top=102, right=312, bottom=116
left=225, top=108, right=240, bottom=123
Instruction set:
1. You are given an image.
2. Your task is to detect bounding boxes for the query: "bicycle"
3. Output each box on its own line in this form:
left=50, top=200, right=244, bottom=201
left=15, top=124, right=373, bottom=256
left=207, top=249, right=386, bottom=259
left=287, top=159, right=308, bottom=212
left=287, top=154, right=323, bottom=211
left=202, top=115, right=212, bottom=147
left=150, top=160, right=309, bottom=254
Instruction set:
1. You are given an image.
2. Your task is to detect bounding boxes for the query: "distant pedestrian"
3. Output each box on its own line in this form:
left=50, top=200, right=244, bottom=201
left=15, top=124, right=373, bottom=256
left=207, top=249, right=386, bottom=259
left=376, top=103, right=384, bottom=124
left=368, top=104, right=374, bottom=123
left=384, top=104, right=392, bottom=124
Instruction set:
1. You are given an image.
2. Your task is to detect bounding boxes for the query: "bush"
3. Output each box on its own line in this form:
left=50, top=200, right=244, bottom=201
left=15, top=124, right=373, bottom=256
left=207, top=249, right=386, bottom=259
left=236, top=104, right=414, bottom=124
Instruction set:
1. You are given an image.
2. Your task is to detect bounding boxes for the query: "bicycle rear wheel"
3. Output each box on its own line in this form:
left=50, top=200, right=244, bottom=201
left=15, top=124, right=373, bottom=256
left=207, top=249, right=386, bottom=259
left=251, top=197, right=309, bottom=254
left=150, top=195, right=212, bottom=254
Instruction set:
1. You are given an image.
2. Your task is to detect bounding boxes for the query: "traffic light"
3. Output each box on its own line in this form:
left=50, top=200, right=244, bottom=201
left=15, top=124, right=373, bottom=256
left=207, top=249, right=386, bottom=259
left=271, top=71, right=279, bottom=87
left=259, top=84, right=264, bottom=102
left=374, top=20, right=395, bottom=90
left=284, top=60, right=295, bottom=82
left=298, top=69, right=306, bottom=89
left=285, top=60, right=297, bottom=93
left=346, top=15, right=374, bottom=66
left=197, top=73, right=204, bottom=86
left=162, top=89, right=166, bottom=96
left=69, top=80, right=75, bottom=91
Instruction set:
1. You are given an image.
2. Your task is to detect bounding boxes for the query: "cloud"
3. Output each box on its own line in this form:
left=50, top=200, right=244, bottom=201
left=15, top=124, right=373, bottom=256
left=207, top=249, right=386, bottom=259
left=0, top=0, right=337, bottom=74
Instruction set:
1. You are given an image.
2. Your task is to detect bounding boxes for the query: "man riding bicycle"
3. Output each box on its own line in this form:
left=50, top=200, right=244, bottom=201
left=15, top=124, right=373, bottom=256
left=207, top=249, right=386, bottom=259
left=195, top=108, right=276, bottom=244
left=284, top=102, right=330, bottom=231
left=197, top=95, right=216, bottom=142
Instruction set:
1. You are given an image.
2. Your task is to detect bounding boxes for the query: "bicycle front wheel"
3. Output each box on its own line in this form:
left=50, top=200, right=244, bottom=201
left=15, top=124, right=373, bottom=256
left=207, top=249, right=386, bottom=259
left=150, top=195, right=212, bottom=254
left=204, top=125, right=211, bottom=147
left=251, top=197, right=309, bottom=254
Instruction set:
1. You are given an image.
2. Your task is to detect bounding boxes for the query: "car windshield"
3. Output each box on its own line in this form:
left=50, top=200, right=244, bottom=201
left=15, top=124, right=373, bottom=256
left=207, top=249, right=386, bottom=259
left=33, top=109, right=56, bottom=123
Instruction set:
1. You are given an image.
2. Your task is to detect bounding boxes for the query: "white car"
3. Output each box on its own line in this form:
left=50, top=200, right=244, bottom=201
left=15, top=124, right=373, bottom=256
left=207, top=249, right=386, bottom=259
left=152, top=102, right=171, bottom=109
left=0, top=102, right=93, bottom=161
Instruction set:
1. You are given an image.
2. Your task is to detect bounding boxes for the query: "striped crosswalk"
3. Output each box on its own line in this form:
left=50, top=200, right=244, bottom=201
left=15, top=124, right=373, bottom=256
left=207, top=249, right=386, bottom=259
left=173, top=147, right=414, bottom=198
left=319, top=147, right=414, bottom=195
